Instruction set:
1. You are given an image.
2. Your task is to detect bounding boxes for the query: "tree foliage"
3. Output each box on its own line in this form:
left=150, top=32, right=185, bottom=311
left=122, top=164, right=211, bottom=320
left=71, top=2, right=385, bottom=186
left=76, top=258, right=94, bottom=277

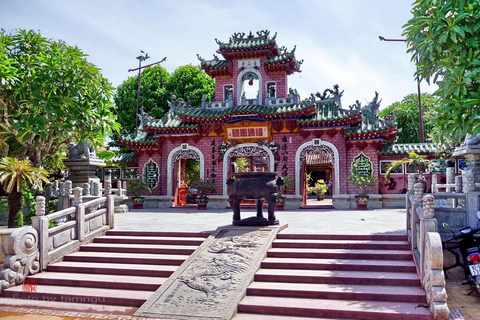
left=114, top=64, right=170, bottom=134
left=114, top=64, right=215, bottom=134
left=167, top=64, right=215, bottom=108
left=0, top=29, right=120, bottom=167
left=403, top=0, right=480, bottom=144
left=380, top=93, right=437, bottom=143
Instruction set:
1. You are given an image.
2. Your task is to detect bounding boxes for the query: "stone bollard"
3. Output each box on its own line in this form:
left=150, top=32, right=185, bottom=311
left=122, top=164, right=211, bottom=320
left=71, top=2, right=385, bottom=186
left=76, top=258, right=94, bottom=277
left=65, top=180, right=72, bottom=196
left=446, top=167, right=455, bottom=184
left=408, top=174, right=417, bottom=192
left=463, top=172, right=475, bottom=193
left=53, top=180, right=59, bottom=197
left=104, top=169, right=112, bottom=196
left=45, top=183, right=53, bottom=202
left=455, top=175, right=463, bottom=193
left=431, top=174, right=437, bottom=193
left=35, top=196, right=46, bottom=216
left=59, top=182, right=65, bottom=196
left=93, top=182, right=100, bottom=196
left=423, top=195, right=435, bottom=219
left=414, top=182, right=424, bottom=203
left=73, top=187, right=83, bottom=205
left=83, top=183, right=90, bottom=196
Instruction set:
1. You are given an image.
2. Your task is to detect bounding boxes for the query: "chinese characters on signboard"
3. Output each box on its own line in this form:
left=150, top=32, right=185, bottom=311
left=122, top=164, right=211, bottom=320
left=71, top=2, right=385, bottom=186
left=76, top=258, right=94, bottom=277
left=352, top=153, right=373, bottom=177
left=281, top=136, right=288, bottom=176
left=227, top=127, right=268, bottom=140
left=210, top=140, right=217, bottom=187
left=238, top=59, right=260, bottom=69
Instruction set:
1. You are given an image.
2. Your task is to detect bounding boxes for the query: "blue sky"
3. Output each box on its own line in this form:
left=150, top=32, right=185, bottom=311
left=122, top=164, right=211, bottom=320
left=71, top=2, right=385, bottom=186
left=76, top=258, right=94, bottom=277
left=1, top=0, right=435, bottom=109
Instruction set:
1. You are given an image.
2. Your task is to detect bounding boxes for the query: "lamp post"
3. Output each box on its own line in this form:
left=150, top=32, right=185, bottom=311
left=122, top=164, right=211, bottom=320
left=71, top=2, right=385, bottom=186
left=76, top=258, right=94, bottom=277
left=379, top=36, right=425, bottom=143
left=128, top=52, right=167, bottom=130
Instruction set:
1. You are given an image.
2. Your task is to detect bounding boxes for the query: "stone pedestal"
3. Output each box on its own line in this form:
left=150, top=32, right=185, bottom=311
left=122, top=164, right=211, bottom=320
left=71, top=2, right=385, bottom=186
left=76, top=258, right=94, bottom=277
left=63, top=158, right=105, bottom=189
left=453, top=145, right=480, bottom=190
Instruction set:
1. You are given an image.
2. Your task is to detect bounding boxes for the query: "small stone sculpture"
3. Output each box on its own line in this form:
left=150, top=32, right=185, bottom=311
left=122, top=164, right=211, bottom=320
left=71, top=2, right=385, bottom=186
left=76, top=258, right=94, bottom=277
left=408, top=174, right=417, bottom=192
left=462, top=132, right=480, bottom=146
left=414, top=182, right=424, bottom=203
left=423, top=195, right=435, bottom=219
left=68, top=141, right=97, bottom=159
left=35, top=196, right=46, bottom=216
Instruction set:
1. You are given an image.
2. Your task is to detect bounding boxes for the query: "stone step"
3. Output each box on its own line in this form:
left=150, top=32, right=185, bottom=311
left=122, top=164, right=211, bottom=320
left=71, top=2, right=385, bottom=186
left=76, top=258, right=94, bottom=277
left=106, top=230, right=210, bottom=238
left=47, top=261, right=177, bottom=277
left=233, top=314, right=346, bottom=320
left=261, top=257, right=417, bottom=273
left=267, top=247, right=413, bottom=261
left=64, top=251, right=189, bottom=266
left=273, top=239, right=410, bottom=250
left=29, top=272, right=166, bottom=291
left=80, top=242, right=199, bottom=255
left=237, top=296, right=433, bottom=320
left=246, top=282, right=427, bottom=303
left=276, top=233, right=407, bottom=241
left=94, top=235, right=206, bottom=246
left=2, top=284, right=153, bottom=307
left=254, top=268, right=421, bottom=287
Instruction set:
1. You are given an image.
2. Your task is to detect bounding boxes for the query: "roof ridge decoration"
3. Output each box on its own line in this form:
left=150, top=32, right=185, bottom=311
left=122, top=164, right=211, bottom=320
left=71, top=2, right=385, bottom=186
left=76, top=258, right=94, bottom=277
left=216, top=30, right=276, bottom=44
left=342, top=92, right=398, bottom=141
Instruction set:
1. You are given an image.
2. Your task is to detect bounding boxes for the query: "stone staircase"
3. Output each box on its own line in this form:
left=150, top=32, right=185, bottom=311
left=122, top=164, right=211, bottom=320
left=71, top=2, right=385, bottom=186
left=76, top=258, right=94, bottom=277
left=1, top=230, right=210, bottom=310
left=1, top=231, right=434, bottom=320
left=233, top=233, right=434, bottom=320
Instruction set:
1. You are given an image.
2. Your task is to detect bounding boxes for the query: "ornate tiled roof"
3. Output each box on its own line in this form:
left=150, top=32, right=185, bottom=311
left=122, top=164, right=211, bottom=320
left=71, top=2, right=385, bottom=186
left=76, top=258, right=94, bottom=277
left=216, top=30, right=279, bottom=55
left=174, top=103, right=316, bottom=123
left=118, top=130, right=157, bottom=146
left=197, top=54, right=232, bottom=77
left=111, top=153, right=138, bottom=164
left=299, top=109, right=362, bottom=127
left=378, top=143, right=438, bottom=156
left=264, top=46, right=303, bottom=74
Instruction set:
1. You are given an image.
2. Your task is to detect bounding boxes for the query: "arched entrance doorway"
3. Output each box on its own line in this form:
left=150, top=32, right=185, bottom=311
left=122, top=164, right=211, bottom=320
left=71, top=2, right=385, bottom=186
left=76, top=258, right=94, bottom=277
left=295, top=141, right=339, bottom=206
left=167, top=145, right=204, bottom=206
left=222, top=143, right=274, bottom=196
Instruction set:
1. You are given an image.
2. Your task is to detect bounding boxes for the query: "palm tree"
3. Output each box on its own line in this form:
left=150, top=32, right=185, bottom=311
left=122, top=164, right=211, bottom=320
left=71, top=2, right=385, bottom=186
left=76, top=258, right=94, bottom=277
left=384, top=151, right=431, bottom=183
left=0, top=157, right=49, bottom=227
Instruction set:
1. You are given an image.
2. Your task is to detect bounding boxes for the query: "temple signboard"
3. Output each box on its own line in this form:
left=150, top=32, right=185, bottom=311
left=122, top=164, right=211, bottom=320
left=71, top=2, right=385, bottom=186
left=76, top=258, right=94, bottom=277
left=227, top=127, right=267, bottom=139
left=238, top=58, right=260, bottom=69
left=222, top=120, right=272, bottom=143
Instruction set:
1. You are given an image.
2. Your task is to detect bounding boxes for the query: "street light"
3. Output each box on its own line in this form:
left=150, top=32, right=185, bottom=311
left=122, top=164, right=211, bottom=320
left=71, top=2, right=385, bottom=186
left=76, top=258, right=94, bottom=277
left=134, top=51, right=149, bottom=130
left=379, top=36, right=425, bottom=143
left=128, top=53, right=166, bottom=131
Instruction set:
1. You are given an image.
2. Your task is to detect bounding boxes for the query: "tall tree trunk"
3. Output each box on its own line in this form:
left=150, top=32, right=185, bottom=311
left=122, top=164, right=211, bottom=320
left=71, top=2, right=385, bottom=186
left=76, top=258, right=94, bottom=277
left=8, top=189, right=22, bottom=228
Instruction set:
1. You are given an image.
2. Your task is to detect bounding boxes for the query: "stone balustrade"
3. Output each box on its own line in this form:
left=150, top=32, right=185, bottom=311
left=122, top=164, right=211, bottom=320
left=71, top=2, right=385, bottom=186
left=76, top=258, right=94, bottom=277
left=406, top=174, right=449, bottom=319
left=0, top=179, right=114, bottom=295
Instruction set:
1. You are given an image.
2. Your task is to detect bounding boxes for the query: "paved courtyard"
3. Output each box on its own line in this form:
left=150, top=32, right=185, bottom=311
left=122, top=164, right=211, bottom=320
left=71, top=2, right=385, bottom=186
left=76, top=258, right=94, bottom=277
left=113, top=207, right=407, bottom=235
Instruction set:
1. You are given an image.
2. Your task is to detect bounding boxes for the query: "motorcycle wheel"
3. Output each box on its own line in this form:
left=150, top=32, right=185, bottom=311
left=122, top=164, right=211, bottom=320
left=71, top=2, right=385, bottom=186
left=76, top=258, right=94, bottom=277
left=474, top=275, right=480, bottom=295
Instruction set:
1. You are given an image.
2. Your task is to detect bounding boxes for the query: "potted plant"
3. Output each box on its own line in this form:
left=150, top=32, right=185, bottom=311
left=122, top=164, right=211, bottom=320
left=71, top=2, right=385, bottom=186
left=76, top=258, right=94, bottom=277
left=347, top=165, right=378, bottom=210
left=276, top=175, right=294, bottom=209
left=308, top=179, right=328, bottom=201
left=384, top=151, right=431, bottom=192
left=189, top=179, right=215, bottom=210
left=127, top=179, right=150, bottom=209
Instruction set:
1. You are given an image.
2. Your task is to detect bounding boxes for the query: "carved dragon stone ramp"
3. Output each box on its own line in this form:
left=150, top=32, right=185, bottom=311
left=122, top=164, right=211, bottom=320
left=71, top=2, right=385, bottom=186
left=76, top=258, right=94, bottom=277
left=135, top=225, right=284, bottom=320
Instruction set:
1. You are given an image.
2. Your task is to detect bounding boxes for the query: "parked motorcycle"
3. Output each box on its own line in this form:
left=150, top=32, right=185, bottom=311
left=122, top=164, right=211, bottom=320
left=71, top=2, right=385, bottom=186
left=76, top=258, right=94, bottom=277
left=443, top=211, right=480, bottom=294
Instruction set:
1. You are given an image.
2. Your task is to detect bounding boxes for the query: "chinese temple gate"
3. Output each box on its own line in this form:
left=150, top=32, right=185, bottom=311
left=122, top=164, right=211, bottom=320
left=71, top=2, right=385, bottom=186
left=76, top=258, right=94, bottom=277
left=116, top=30, right=442, bottom=209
